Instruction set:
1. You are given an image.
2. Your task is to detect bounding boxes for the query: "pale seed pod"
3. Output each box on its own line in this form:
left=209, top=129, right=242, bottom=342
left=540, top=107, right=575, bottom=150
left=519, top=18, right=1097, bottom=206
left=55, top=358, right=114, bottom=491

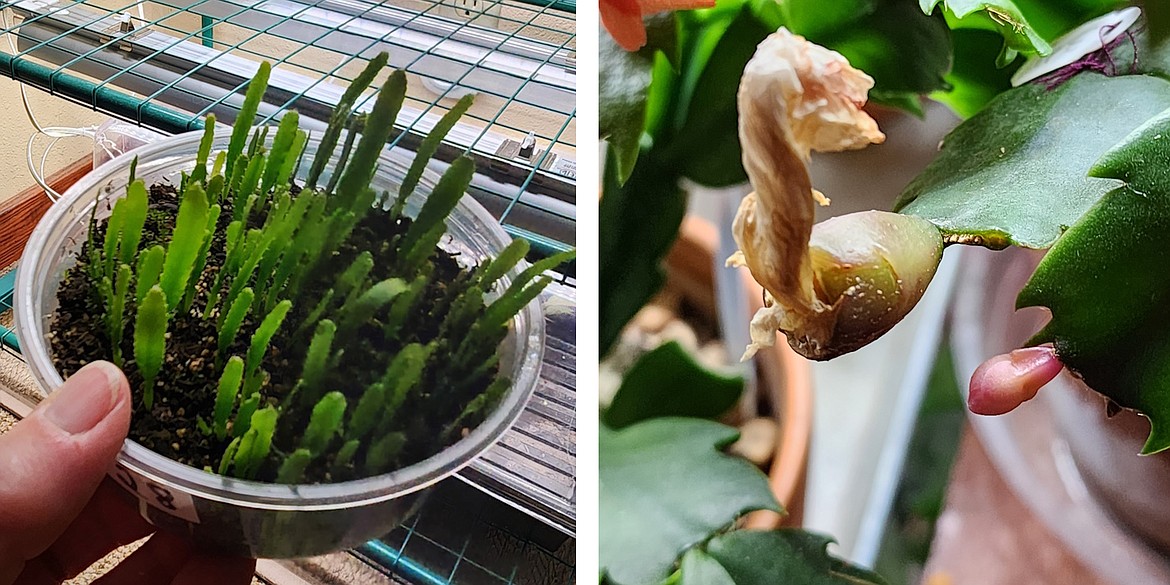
left=796, top=211, right=943, bottom=359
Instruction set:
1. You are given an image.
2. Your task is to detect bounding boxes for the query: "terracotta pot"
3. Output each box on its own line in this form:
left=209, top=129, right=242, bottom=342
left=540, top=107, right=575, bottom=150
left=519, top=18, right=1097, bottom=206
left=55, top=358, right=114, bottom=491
left=664, top=215, right=813, bottom=528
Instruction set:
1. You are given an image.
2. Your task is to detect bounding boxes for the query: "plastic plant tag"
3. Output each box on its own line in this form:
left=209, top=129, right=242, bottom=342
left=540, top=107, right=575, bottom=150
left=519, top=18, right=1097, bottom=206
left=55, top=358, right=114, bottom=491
left=1011, top=7, right=1141, bottom=86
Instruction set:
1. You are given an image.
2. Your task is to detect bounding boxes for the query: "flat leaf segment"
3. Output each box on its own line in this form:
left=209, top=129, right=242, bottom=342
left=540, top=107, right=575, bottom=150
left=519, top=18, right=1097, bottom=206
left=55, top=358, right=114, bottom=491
left=682, top=531, right=887, bottom=585
left=896, top=73, right=1170, bottom=249
left=599, top=419, right=778, bottom=585
left=1019, top=106, right=1170, bottom=454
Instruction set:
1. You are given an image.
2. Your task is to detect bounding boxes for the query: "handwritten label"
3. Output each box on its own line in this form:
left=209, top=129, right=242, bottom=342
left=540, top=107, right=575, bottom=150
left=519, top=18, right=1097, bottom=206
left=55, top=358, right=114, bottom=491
left=111, top=462, right=200, bottom=524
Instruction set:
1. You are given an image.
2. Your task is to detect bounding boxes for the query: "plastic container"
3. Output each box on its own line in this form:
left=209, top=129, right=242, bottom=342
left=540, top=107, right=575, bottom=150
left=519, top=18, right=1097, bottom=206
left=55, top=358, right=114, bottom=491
left=15, top=128, right=545, bottom=558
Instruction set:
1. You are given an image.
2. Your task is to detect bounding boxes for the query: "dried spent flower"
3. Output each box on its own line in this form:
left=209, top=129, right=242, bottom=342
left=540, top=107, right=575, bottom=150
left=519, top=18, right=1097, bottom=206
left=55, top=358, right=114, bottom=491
left=729, top=28, right=942, bottom=360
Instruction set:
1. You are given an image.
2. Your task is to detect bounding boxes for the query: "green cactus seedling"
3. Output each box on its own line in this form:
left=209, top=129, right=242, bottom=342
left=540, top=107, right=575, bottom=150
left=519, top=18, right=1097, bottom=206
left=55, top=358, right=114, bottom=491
left=55, top=52, right=573, bottom=485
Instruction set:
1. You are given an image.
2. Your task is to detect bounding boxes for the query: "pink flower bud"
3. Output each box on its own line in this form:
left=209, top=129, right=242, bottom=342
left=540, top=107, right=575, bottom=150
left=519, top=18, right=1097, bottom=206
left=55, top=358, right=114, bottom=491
left=968, top=346, right=1064, bottom=415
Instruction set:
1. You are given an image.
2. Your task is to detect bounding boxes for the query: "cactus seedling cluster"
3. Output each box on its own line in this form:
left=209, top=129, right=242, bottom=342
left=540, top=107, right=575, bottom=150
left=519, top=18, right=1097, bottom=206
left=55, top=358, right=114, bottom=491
left=49, top=54, right=573, bottom=484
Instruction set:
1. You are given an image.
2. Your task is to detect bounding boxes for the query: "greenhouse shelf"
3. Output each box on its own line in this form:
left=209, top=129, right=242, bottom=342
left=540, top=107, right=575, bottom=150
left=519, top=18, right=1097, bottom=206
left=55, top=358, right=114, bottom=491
left=0, top=0, right=576, bottom=254
left=0, top=0, right=575, bottom=577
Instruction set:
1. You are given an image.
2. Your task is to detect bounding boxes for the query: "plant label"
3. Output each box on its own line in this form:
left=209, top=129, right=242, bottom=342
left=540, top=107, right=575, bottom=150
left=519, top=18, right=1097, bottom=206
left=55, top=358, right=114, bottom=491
left=110, top=461, right=201, bottom=524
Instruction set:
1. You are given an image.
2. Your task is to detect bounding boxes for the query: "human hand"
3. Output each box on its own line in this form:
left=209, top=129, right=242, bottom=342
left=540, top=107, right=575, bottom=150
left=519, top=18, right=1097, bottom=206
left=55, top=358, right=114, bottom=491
left=0, top=361, right=256, bottom=584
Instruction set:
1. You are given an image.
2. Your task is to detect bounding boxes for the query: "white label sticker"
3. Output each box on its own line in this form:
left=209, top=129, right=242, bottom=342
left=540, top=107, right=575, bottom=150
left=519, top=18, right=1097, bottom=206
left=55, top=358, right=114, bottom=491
left=111, top=462, right=200, bottom=524
left=550, top=157, right=576, bottom=180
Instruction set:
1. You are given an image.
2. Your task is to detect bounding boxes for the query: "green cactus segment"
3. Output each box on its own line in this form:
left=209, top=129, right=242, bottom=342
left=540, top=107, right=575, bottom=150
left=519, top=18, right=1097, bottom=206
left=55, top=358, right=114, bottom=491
left=233, top=393, right=261, bottom=438
left=469, top=249, right=575, bottom=347
left=262, top=111, right=301, bottom=195
left=235, top=154, right=266, bottom=223
left=246, top=299, right=293, bottom=378
left=134, top=286, right=168, bottom=409
left=117, top=181, right=149, bottom=267
left=297, top=319, right=336, bottom=405
left=276, top=448, right=313, bottom=484
left=444, top=376, right=509, bottom=439
left=213, top=221, right=245, bottom=299
left=326, top=115, right=363, bottom=194
left=297, top=289, right=335, bottom=339
left=109, top=264, right=131, bottom=366
left=402, top=223, right=447, bottom=276
left=302, top=391, right=347, bottom=455
left=1018, top=106, right=1170, bottom=455
left=380, top=342, right=432, bottom=424
left=335, top=70, right=407, bottom=212
left=223, top=229, right=269, bottom=316
left=335, top=252, right=374, bottom=307
left=919, top=0, right=1050, bottom=64
left=242, top=369, right=268, bottom=400
left=509, top=249, right=575, bottom=298
left=398, top=93, right=475, bottom=207
left=218, top=287, right=254, bottom=356
left=312, top=211, right=357, bottom=276
left=211, top=151, right=227, bottom=183
left=214, top=356, right=245, bottom=440
left=218, top=436, right=241, bottom=475
left=278, top=130, right=307, bottom=188
left=382, top=274, right=427, bottom=342
left=265, top=194, right=327, bottom=308
left=484, top=277, right=550, bottom=332
left=401, top=156, right=474, bottom=264
left=228, top=154, right=249, bottom=196
left=159, top=183, right=210, bottom=312
left=101, top=199, right=126, bottom=281
left=347, top=382, right=386, bottom=441
left=478, top=238, right=530, bottom=289
left=332, top=439, right=360, bottom=475
left=308, top=52, right=389, bottom=189
left=205, top=174, right=226, bottom=206
left=232, top=406, right=278, bottom=479
left=182, top=204, right=221, bottom=312
left=441, top=285, right=484, bottom=341
left=337, top=278, right=407, bottom=337
left=363, top=432, right=406, bottom=475
left=191, top=114, right=216, bottom=186
left=248, top=126, right=268, bottom=158
left=135, top=245, right=165, bottom=304
left=226, top=62, right=270, bottom=180
left=253, top=193, right=313, bottom=304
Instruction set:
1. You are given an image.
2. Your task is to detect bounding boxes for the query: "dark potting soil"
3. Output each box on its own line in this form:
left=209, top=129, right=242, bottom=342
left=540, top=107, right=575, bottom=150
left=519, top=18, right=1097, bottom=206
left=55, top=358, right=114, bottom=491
left=50, top=181, right=493, bottom=482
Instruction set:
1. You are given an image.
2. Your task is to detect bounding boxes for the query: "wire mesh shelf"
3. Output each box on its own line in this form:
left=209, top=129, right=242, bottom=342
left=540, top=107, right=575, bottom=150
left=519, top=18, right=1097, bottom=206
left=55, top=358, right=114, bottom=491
left=0, top=269, right=19, bottom=357
left=0, top=0, right=576, bottom=568
left=0, top=0, right=576, bottom=254
left=354, top=479, right=575, bottom=585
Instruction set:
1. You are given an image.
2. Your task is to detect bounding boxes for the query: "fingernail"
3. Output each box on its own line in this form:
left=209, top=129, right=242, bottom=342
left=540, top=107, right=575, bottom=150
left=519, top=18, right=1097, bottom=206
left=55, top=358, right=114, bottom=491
left=43, top=361, right=123, bottom=434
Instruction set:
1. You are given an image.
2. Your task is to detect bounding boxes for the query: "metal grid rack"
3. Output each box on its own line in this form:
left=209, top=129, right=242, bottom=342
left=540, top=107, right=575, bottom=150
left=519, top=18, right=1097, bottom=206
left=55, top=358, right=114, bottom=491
left=0, top=0, right=576, bottom=254
left=0, top=0, right=575, bottom=576
left=354, top=479, right=575, bottom=585
left=0, top=270, right=17, bottom=355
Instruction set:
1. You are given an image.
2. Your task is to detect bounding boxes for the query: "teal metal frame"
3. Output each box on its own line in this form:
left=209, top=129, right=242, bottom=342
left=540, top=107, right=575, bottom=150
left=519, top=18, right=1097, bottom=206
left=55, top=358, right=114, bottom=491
left=0, top=269, right=18, bottom=353
left=0, top=0, right=576, bottom=255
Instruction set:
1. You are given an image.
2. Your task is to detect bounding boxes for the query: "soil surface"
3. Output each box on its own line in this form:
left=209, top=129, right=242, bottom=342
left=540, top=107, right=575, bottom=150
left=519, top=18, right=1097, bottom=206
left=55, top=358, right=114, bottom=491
left=50, top=180, right=494, bottom=483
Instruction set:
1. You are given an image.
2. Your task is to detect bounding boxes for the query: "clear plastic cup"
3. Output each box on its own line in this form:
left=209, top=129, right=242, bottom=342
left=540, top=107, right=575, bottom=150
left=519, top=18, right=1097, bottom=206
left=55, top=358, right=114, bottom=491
left=15, top=128, right=545, bottom=558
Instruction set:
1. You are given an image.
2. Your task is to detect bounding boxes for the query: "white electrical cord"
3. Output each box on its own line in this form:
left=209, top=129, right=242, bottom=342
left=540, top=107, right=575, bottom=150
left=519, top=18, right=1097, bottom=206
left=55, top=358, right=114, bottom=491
left=3, top=2, right=146, bottom=200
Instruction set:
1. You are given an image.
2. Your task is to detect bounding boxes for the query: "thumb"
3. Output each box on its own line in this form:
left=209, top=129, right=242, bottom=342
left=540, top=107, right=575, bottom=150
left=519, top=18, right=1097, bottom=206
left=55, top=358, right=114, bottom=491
left=0, top=361, right=131, bottom=568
